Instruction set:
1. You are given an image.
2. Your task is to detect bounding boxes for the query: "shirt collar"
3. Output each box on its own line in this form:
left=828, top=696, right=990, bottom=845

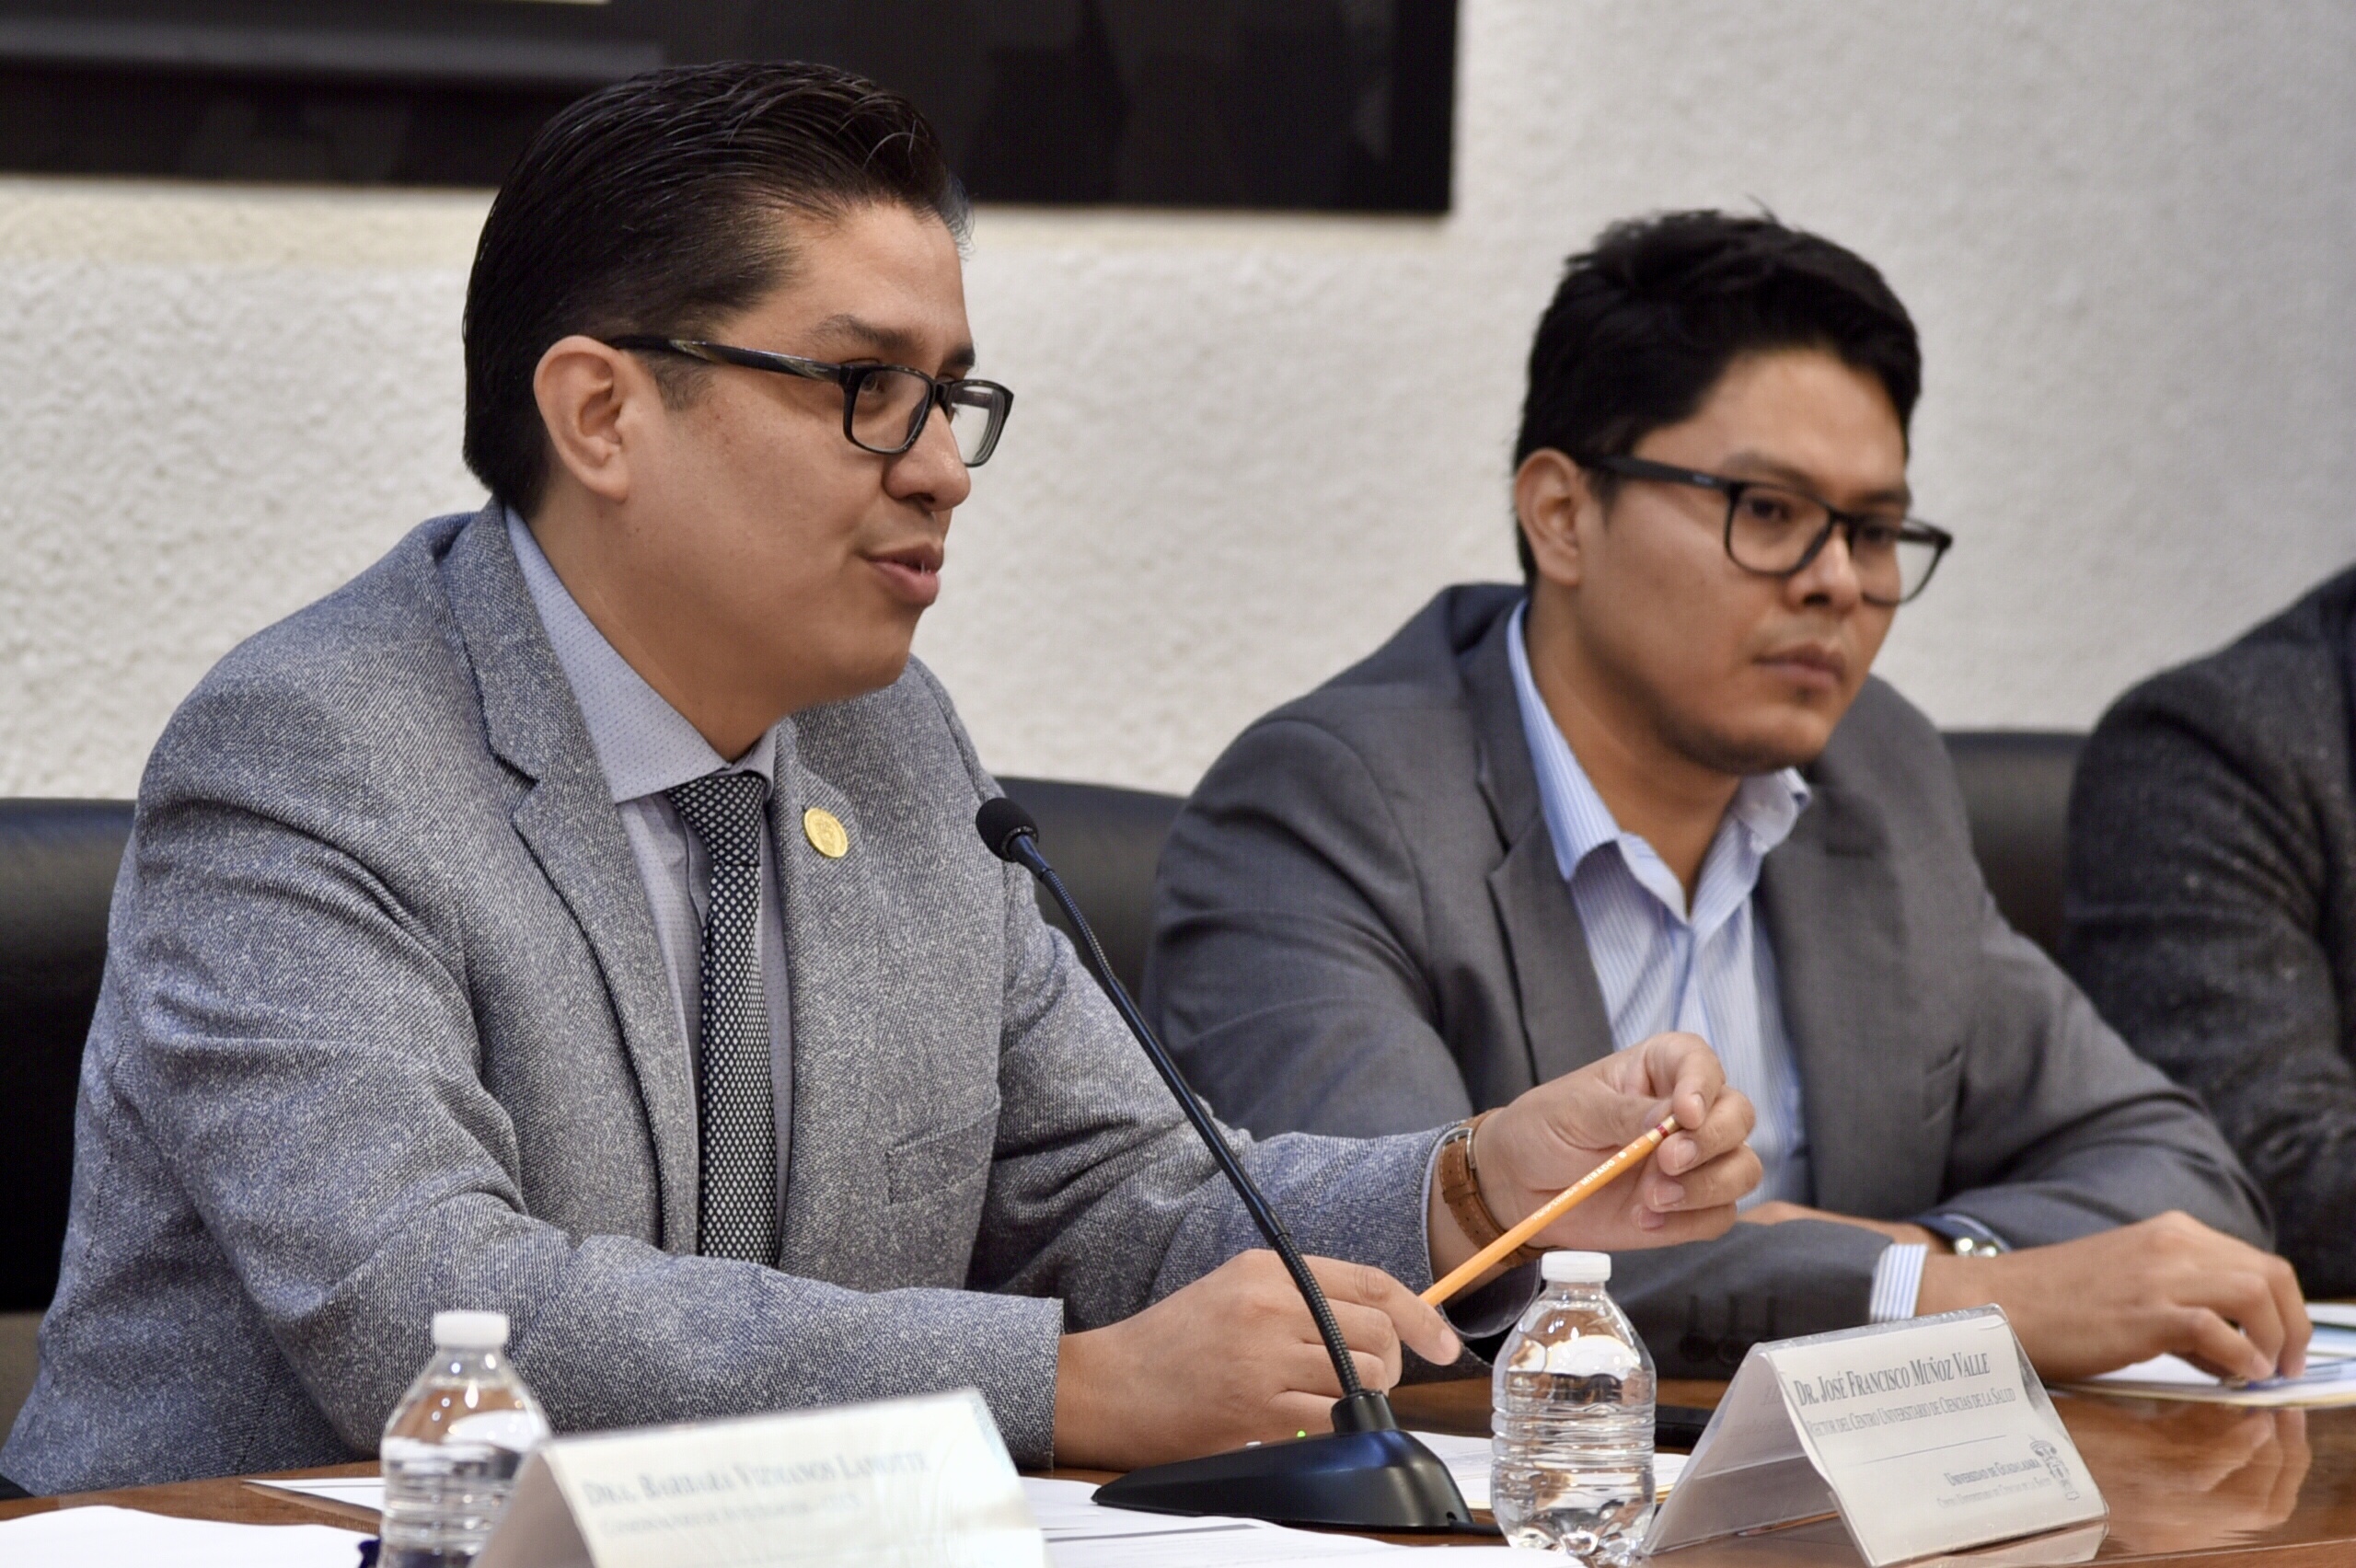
left=506, top=507, right=782, bottom=803
left=1505, top=597, right=1810, bottom=889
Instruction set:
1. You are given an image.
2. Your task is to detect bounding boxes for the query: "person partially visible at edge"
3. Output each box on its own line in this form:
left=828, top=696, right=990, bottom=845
left=2065, top=566, right=2356, bottom=1297
left=1144, top=210, right=2308, bottom=1385
left=0, top=66, right=1762, bottom=1496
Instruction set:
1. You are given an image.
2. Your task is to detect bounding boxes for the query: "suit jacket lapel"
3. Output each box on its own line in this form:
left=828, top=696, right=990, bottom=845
left=1461, top=613, right=1616, bottom=1087
left=1757, top=782, right=1915, bottom=1216
left=767, top=731, right=893, bottom=1286
left=439, top=507, right=701, bottom=1252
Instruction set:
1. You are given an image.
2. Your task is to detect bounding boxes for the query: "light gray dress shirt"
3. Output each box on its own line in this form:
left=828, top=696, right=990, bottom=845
left=1506, top=601, right=1926, bottom=1318
left=509, top=509, right=794, bottom=1218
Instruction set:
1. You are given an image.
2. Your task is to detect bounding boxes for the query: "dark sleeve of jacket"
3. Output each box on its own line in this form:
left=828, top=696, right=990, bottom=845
left=2063, top=628, right=2356, bottom=1295
left=1836, top=684, right=2267, bottom=1252
left=1923, top=884, right=2272, bottom=1249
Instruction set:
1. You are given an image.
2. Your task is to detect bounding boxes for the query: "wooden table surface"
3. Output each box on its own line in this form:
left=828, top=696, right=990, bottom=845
left=2, top=1379, right=2348, bottom=1564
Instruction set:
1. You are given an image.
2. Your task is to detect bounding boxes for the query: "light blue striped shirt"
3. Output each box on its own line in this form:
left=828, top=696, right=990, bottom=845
left=1505, top=602, right=1924, bottom=1318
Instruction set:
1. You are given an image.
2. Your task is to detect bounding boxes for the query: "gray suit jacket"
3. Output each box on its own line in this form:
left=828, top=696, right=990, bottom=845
left=2065, top=565, right=2356, bottom=1295
left=1146, top=584, right=2269, bottom=1375
left=4, top=506, right=1444, bottom=1493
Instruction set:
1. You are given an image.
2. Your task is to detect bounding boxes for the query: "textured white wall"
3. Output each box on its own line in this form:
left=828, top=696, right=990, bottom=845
left=4, top=0, right=2352, bottom=800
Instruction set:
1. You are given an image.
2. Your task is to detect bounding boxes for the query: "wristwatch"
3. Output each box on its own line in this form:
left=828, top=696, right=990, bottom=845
left=1435, top=1114, right=1549, bottom=1268
left=1918, top=1215, right=2007, bottom=1260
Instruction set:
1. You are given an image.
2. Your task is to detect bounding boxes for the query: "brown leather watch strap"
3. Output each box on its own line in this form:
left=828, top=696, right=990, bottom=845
left=1436, top=1112, right=1548, bottom=1269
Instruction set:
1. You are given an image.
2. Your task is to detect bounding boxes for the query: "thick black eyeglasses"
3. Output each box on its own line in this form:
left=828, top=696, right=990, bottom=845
left=1580, top=454, right=1954, bottom=605
left=606, top=336, right=1014, bottom=467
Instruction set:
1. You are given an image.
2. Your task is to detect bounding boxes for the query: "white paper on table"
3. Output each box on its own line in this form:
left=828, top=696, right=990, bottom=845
left=2086, top=1355, right=2214, bottom=1387
left=0, top=1504, right=368, bottom=1568
left=247, top=1477, right=387, bottom=1511
left=1023, top=1478, right=1405, bottom=1566
left=2095, top=1306, right=2354, bottom=1374
left=2307, top=1324, right=2356, bottom=1360
left=2079, top=1351, right=2356, bottom=1406
left=1402, top=1429, right=1684, bottom=1513
left=2108, top=1306, right=2350, bottom=1370
left=2088, top=1320, right=2356, bottom=1389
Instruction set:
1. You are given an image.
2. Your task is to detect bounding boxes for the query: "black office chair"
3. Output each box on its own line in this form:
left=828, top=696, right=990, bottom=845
left=994, top=777, right=1184, bottom=1003
left=1937, top=732, right=2085, bottom=960
left=0, top=800, right=133, bottom=1445
left=0, top=801, right=132, bottom=1318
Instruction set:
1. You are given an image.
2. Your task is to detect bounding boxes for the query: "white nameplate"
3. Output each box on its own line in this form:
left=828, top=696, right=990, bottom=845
left=474, top=1389, right=1044, bottom=1568
left=1646, top=1309, right=2106, bottom=1566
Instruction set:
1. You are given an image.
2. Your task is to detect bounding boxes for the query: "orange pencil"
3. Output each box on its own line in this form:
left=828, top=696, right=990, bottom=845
left=1422, top=1114, right=1680, bottom=1308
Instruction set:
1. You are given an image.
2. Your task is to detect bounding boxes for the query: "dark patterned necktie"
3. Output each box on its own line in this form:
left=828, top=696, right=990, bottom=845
left=664, top=769, right=779, bottom=1265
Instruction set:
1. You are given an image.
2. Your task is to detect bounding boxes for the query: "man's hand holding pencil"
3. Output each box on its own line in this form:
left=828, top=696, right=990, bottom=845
left=1424, top=1032, right=1761, bottom=1303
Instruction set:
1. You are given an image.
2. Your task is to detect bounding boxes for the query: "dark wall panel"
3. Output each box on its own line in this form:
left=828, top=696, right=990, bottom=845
left=0, top=1, right=1455, bottom=211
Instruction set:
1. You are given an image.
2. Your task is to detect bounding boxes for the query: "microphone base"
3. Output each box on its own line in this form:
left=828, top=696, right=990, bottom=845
left=1091, top=1397, right=1474, bottom=1532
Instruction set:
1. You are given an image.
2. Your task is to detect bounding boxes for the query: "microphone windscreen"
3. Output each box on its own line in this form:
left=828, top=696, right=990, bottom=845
left=975, top=796, right=1040, bottom=862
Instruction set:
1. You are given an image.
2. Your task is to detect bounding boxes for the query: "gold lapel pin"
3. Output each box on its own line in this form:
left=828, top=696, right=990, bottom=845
left=803, top=807, right=849, bottom=859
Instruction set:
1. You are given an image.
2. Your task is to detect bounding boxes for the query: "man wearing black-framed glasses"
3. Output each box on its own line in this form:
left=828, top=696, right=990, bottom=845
left=604, top=336, right=1012, bottom=467
left=1571, top=453, right=1951, bottom=608
left=1150, top=209, right=2304, bottom=1389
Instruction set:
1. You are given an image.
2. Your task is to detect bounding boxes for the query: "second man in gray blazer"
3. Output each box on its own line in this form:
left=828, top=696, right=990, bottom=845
left=1148, top=211, right=2304, bottom=1384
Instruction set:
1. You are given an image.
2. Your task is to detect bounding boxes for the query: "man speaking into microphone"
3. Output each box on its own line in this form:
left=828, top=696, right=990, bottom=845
left=4, top=63, right=1759, bottom=1495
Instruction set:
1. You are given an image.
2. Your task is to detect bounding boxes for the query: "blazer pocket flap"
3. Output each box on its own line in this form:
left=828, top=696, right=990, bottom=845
left=885, top=1102, right=1000, bottom=1205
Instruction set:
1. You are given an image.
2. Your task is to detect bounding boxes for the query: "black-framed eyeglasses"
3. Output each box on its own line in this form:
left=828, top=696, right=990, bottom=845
left=606, top=336, right=1014, bottom=467
left=1578, top=454, right=1953, bottom=605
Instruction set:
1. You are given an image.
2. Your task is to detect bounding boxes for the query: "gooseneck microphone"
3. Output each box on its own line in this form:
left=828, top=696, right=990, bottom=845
left=976, top=796, right=1471, bottom=1532
left=976, top=800, right=1369, bottom=1403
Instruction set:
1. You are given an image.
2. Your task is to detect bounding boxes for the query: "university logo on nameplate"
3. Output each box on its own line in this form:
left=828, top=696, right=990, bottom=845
left=474, top=1389, right=1044, bottom=1568
left=1646, top=1309, right=2107, bottom=1566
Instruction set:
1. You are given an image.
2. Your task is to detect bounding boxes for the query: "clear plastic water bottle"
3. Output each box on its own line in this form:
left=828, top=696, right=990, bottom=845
left=380, top=1310, right=550, bottom=1568
left=1491, top=1251, right=1657, bottom=1562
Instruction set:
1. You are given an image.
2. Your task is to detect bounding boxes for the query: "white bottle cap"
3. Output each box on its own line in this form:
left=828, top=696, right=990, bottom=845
left=432, top=1310, right=510, bottom=1350
left=1540, top=1251, right=1611, bottom=1285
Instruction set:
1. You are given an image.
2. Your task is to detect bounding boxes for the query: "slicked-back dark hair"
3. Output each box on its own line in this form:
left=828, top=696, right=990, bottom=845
left=1513, top=210, right=1920, bottom=580
left=464, top=61, right=969, bottom=514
